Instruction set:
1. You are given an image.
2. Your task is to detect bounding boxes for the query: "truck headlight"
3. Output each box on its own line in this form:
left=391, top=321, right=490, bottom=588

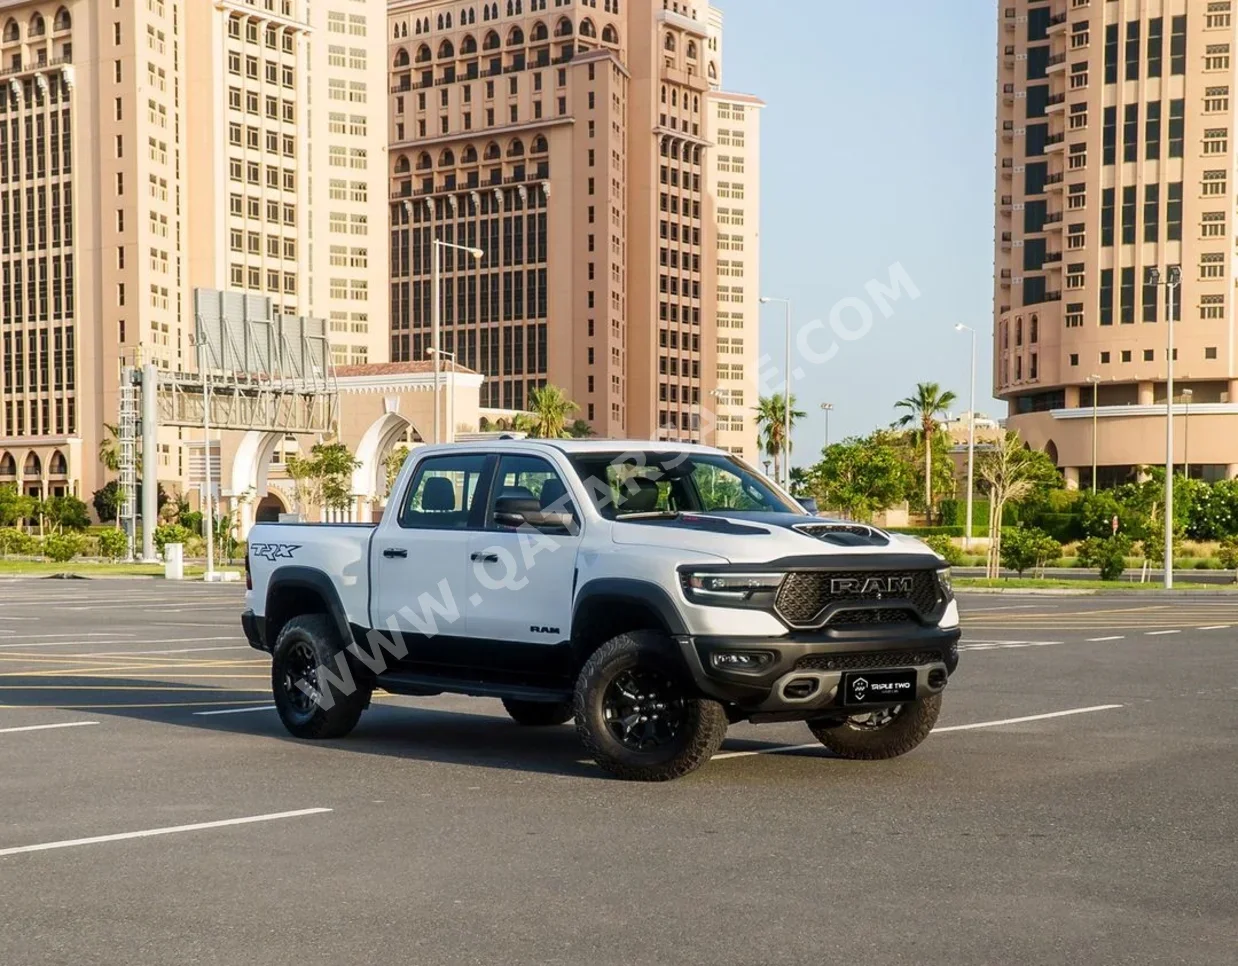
left=681, top=571, right=785, bottom=606
left=936, top=567, right=953, bottom=600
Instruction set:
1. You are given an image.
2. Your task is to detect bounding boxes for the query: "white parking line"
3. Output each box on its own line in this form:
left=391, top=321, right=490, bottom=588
left=711, top=705, right=1125, bottom=761
left=94, top=644, right=250, bottom=656
left=0, top=808, right=333, bottom=858
left=0, top=721, right=99, bottom=735
left=1086, top=636, right=1126, bottom=642
left=1146, top=630, right=1181, bottom=636
left=193, top=705, right=276, bottom=716
left=0, top=637, right=239, bottom=650
left=1198, top=625, right=1231, bottom=631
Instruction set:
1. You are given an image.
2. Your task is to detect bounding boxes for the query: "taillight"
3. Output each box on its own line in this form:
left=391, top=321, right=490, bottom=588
left=245, top=550, right=252, bottom=590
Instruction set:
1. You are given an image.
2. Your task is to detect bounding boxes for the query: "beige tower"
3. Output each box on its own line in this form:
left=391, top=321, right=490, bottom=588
left=997, top=1, right=1238, bottom=485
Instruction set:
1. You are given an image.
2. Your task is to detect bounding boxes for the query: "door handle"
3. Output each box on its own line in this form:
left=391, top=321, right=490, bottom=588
left=383, top=548, right=409, bottom=559
left=471, top=552, right=500, bottom=563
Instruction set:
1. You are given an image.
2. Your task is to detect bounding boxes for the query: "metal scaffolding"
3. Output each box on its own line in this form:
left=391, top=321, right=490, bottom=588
left=118, top=370, right=139, bottom=561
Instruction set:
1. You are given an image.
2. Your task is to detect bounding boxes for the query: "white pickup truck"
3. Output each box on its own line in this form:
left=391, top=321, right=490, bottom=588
left=242, top=440, right=960, bottom=781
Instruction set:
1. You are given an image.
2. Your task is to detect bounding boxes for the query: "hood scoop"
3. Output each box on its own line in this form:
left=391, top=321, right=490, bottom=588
left=793, top=522, right=891, bottom=548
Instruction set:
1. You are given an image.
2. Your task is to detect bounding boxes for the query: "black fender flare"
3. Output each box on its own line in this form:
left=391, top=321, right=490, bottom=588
left=264, top=566, right=353, bottom=649
left=571, top=577, right=689, bottom=639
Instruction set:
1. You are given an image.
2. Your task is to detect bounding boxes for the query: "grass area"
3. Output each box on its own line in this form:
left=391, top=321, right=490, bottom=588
left=0, top=560, right=225, bottom=578
left=955, top=576, right=1236, bottom=591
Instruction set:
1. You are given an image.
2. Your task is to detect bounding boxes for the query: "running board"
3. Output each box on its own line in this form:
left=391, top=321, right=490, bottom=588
left=376, top=670, right=572, bottom=704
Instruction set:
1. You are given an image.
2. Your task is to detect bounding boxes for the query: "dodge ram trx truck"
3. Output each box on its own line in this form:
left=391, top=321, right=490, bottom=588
left=242, top=440, right=960, bottom=781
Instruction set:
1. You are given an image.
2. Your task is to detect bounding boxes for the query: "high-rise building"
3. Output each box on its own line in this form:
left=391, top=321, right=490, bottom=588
left=704, top=6, right=760, bottom=462
left=996, top=1, right=1238, bottom=486
left=0, top=0, right=389, bottom=505
left=387, top=0, right=761, bottom=445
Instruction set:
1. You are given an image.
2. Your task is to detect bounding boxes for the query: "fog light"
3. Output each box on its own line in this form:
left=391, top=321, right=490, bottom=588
left=710, top=651, right=775, bottom=672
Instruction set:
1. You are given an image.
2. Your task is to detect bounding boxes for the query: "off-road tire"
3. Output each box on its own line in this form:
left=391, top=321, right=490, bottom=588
left=574, top=630, right=728, bottom=781
left=808, top=693, right=942, bottom=761
left=502, top=698, right=575, bottom=727
left=271, top=614, right=367, bottom=740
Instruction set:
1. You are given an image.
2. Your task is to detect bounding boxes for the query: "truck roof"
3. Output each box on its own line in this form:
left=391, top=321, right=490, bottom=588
left=414, top=439, right=732, bottom=457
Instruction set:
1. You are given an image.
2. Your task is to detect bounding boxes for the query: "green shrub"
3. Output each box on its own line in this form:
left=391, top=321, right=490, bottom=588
left=1034, top=512, right=1084, bottom=543
left=922, top=534, right=964, bottom=566
left=153, top=524, right=194, bottom=554
left=1217, top=536, right=1238, bottom=572
left=42, top=531, right=84, bottom=563
left=0, top=528, right=37, bottom=557
left=1076, top=535, right=1132, bottom=581
left=95, top=528, right=129, bottom=562
left=999, top=526, right=1062, bottom=576
left=888, top=526, right=967, bottom=538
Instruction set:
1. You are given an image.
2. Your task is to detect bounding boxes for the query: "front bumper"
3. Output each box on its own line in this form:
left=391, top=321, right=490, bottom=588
left=678, top=624, right=961, bottom=718
left=241, top=609, right=268, bottom=652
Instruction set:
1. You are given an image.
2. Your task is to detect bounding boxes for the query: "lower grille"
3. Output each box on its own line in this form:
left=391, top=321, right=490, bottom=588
left=827, top=608, right=918, bottom=625
left=794, top=650, right=944, bottom=673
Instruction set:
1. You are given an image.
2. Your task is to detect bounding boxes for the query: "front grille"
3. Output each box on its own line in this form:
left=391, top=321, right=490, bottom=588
left=774, top=570, right=941, bottom=628
left=794, top=650, right=944, bottom=672
left=827, top=608, right=918, bottom=625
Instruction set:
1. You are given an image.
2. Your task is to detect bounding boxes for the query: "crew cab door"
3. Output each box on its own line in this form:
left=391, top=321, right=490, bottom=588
left=369, top=452, right=492, bottom=647
left=466, top=453, right=581, bottom=650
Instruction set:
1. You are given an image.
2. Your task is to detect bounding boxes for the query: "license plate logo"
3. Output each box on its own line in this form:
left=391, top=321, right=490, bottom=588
left=842, top=670, right=917, bottom=705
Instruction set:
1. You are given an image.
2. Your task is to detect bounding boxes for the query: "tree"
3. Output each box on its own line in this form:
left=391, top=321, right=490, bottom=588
left=894, top=382, right=957, bottom=523
left=567, top=418, right=595, bottom=439
left=999, top=526, right=1062, bottom=577
left=91, top=481, right=169, bottom=525
left=788, top=466, right=812, bottom=497
left=525, top=384, right=579, bottom=438
left=809, top=431, right=911, bottom=521
left=98, top=422, right=121, bottom=474
left=0, top=484, right=37, bottom=528
left=755, top=394, right=806, bottom=483
left=384, top=445, right=411, bottom=500
left=1077, top=534, right=1132, bottom=581
left=40, top=495, right=90, bottom=533
left=286, top=441, right=360, bottom=518
left=978, top=431, right=1062, bottom=579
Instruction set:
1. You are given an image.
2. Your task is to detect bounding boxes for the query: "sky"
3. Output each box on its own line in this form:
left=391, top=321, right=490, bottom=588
left=719, top=0, right=1000, bottom=461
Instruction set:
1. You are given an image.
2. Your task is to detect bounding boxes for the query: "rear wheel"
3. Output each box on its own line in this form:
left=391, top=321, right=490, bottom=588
left=574, top=630, right=728, bottom=781
left=502, top=698, right=574, bottom=727
left=271, top=614, right=367, bottom=740
left=807, top=694, right=941, bottom=761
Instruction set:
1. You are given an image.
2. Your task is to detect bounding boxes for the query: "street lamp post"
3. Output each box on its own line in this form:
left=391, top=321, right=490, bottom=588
left=759, top=296, right=793, bottom=488
left=431, top=240, right=483, bottom=445
left=1086, top=373, right=1101, bottom=493
left=1147, top=265, right=1182, bottom=589
left=954, top=324, right=977, bottom=550
left=427, top=348, right=458, bottom=443
left=820, top=402, right=834, bottom=448
left=1182, top=388, right=1193, bottom=479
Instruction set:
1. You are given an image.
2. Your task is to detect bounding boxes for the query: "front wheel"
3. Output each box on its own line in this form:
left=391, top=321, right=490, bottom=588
left=574, top=630, right=728, bottom=781
left=807, top=694, right=941, bottom=761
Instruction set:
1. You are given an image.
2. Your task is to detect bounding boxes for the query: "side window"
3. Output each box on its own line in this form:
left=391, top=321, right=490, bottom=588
left=490, top=455, right=577, bottom=525
left=399, top=454, right=489, bottom=529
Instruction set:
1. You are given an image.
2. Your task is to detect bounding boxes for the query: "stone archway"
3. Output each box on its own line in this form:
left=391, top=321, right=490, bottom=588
left=352, top=412, right=423, bottom=520
left=230, top=430, right=285, bottom=537
left=254, top=492, right=287, bottom=524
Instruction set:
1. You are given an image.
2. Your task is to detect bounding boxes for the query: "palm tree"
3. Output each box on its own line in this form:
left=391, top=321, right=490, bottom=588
left=97, top=423, right=122, bottom=530
left=894, top=382, right=957, bottom=523
left=526, top=384, right=579, bottom=438
left=754, top=394, right=806, bottom=482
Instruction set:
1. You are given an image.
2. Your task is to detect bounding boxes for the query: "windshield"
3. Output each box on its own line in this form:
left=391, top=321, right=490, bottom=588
left=569, top=451, right=805, bottom=519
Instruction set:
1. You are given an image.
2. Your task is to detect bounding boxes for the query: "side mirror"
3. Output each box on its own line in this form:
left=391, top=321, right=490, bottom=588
left=796, top=497, right=819, bottom=515
left=494, top=496, right=577, bottom=533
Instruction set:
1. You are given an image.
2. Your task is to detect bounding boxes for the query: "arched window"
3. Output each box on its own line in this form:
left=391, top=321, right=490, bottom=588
left=692, top=95, right=698, bottom=111
left=23, top=452, right=41, bottom=477
left=660, top=85, right=666, bottom=103
left=687, top=40, right=697, bottom=59
left=416, top=151, right=433, bottom=170
left=484, top=141, right=501, bottom=160
left=601, top=24, right=618, bottom=44
left=395, top=154, right=411, bottom=173
left=439, top=148, right=455, bottom=167
left=2, top=19, right=17, bottom=42
left=515, top=0, right=523, bottom=13
left=0, top=452, right=15, bottom=477
left=461, top=145, right=478, bottom=163
left=671, top=89, right=678, bottom=107
left=555, top=16, right=573, bottom=37
left=483, top=30, right=500, bottom=50
left=438, top=38, right=454, bottom=59
left=437, top=13, right=444, bottom=30
left=506, top=0, right=513, bottom=15
left=415, top=18, right=422, bottom=34
left=507, top=138, right=525, bottom=157
left=507, top=25, right=524, bottom=45
left=445, top=12, right=453, bottom=28
left=708, top=61, right=717, bottom=80
left=664, top=32, right=675, bottom=52
left=461, top=33, right=477, bottom=54
left=530, top=21, right=548, bottom=42
left=393, top=47, right=410, bottom=68
left=531, top=135, right=548, bottom=153
left=415, top=43, right=432, bottom=63
left=53, top=7, right=71, bottom=31
left=483, top=4, right=490, bottom=20
left=28, top=12, right=44, bottom=37
left=693, top=145, right=702, bottom=164
left=49, top=451, right=67, bottom=476
left=579, top=18, right=596, bottom=38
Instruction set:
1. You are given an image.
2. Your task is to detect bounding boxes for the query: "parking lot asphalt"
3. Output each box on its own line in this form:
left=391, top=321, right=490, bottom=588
left=0, top=580, right=1234, bottom=966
